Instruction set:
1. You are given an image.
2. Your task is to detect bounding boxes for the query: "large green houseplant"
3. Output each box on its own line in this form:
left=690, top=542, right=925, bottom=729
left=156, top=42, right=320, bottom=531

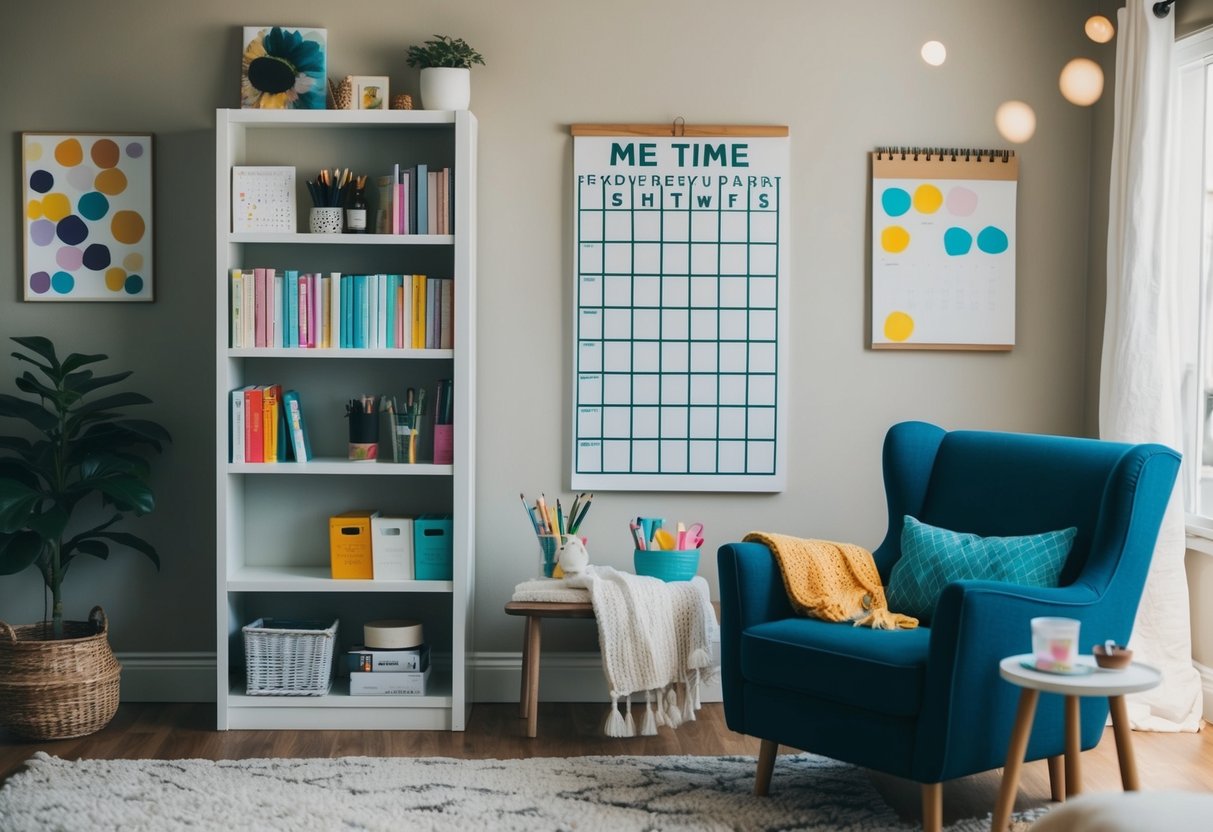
left=406, top=34, right=485, bottom=110
left=0, top=336, right=170, bottom=637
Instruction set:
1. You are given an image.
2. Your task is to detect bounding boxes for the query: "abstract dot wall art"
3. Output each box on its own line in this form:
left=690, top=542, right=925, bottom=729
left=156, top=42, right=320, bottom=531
left=869, top=148, right=1018, bottom=350
left=22, top=133, right=154, bottom=301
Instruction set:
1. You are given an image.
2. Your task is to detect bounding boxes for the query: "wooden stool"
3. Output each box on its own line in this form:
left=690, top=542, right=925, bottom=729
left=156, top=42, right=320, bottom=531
left=503, top=601, right=595, bottom=737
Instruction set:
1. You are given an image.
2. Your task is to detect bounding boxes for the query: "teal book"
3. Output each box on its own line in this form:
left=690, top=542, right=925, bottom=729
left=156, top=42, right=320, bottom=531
left=341, top=275, right=353, bottom=348
left=282, top=389, right=312, bottom=462
left=386, top=274, right=397, bottom=348
left=413, top=163, right=428, bottom=235
left=355, top=274, right=369, bottom=349
left=285, top=269, right=300, bottom=349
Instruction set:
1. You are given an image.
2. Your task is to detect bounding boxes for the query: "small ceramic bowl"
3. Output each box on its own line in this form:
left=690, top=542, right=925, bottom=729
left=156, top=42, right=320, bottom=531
left=1093, top=643, right=1133, bottom=670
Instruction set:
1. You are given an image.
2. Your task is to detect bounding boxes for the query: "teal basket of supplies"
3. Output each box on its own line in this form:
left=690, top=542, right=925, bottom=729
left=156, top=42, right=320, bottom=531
left=634, top=548, right=700, bottom=582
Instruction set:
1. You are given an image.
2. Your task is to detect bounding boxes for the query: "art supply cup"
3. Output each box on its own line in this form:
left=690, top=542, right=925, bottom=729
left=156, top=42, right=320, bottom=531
left=1030, top=616, right=1081, bottom=672
left=309, top=206, right=344, bottom=234
left=348, top=409, right=379, bottom=460
left=433, top=424, right=453, bottom=465
left=389, top=414, right=422, bottom=463
left=537, top=534, right=570, bottom=579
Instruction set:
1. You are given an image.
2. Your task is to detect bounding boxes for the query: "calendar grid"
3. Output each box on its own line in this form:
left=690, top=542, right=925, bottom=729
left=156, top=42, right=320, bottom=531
left=572, top=133, right=788, bottom=491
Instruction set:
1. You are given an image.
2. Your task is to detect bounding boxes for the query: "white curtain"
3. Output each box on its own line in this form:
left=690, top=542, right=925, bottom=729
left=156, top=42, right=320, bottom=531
left=1100, top=0, right=1203, bottom=731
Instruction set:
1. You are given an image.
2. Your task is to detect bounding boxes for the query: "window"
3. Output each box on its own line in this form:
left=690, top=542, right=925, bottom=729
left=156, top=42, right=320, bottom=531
left=1177, top=29, right=1213, bottom=524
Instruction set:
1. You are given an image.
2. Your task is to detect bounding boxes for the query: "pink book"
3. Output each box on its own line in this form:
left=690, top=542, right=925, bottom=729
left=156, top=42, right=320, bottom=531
left=254, top=267, right=267, bottom=348
left=299, top=277, right=310, bottom=348
left=309, top=274, right=321, bottom=348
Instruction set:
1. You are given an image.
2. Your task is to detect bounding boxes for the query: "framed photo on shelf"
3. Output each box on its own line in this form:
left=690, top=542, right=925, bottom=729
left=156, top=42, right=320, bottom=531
left=353, top=76, right=389, bottom=110
left=21, top=132, right=154, bottom=301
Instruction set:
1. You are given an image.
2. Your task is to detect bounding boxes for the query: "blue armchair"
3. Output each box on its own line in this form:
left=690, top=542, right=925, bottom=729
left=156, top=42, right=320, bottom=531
left=717, top=421, right=1180, bottom=831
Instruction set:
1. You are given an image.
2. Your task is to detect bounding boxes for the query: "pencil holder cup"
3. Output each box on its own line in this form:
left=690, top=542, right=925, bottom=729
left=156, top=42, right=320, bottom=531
left=388, top=414, right=422, bottom=463
left=634, top=548, right=700, bottom=582
left=433, top=424, right=453, bottom=465
left=309, top=207, right=343, bottom=234
left=347, top=409, right=379, bottom=460
left=537, top=535, right=571, bottom=579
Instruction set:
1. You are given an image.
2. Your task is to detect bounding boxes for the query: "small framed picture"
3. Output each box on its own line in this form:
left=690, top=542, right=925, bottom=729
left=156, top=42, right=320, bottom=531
left=352, top=76, right=389, bottom=110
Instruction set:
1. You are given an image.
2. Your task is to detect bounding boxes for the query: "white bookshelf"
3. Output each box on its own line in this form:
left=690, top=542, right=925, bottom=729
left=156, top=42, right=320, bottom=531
left=214, top=108, right=477, bottom=731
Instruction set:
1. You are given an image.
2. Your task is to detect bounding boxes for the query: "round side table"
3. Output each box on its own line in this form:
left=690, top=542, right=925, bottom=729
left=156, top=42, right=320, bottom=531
left=991, top=653, right=1161, bottom=832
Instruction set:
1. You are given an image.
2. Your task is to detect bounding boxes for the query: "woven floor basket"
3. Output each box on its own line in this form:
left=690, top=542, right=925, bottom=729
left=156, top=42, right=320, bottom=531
left=0, top=605, right=121, bottom=740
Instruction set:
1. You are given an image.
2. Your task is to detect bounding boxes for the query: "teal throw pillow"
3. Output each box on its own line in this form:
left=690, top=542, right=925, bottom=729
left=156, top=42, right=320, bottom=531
left=886, top=516, right=1076, bottom=623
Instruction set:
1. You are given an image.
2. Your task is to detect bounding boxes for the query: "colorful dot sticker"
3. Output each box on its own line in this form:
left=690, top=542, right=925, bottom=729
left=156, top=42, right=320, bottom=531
left=977, top=226, right=1009, bottom=254
left=105, top=267, right=127, bottom=292
left=94, top=168, right=127, bottom=196
left=90, top=139, right=120, bottom=168
left=55, top=246, right=83, bottom=271
left=78, top=191, right=109, bottom=221
left=41, top=193, right=70, bottom=222
left=946, top=186, right=978, bottom=216
left=881, top=187, right=912, bottom=217
left=884, top=311, right=915, bottom=342
left=28, top=271, right=51, bottom=293
left=29, top=169, right=53, bottom=194
left=944, top=227, right=973, bottom=256
left=123, top=252, right=143, bottom=271
left=50, top=271, right=75, bottom=294
left=56, top=215, right=88, bottom=246
left=82, top=243, right=111, bottom=271
left=111, top=210, right=145, bottom=244
left=881, top=226, right=910, bottom=254
left=913, top=184, right=943, bottom=214
left=54, top=139, right=83, bottom=167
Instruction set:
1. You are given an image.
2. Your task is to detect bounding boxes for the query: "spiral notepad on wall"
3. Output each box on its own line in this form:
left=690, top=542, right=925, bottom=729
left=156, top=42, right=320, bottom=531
left=870, top=147, right=1018, bottom=350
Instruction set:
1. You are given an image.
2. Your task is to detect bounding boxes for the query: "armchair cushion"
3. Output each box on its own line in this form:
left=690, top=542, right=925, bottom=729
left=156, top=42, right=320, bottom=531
left=887, top=516, right=1076, bottom=623
left=741, top=617, right=930, bottom=717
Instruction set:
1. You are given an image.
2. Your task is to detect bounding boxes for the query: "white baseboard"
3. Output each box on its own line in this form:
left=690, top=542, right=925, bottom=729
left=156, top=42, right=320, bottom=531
left=116, top=650, right=722, bottom=705
left=1196, top=660, right=1213, bottom=724
left=117, top=652, right=217, bottom=703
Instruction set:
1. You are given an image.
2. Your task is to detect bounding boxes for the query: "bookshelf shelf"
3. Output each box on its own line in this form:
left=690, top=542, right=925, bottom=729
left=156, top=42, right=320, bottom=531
left=227, top=565, right=453, bottom=593
left=215, top=108, right=477, bottom=733
left=230, top=232, right=453, bottom=246
left=227, top=460, right=453, bottom=476
left=227, top=348, right=453, bottom=360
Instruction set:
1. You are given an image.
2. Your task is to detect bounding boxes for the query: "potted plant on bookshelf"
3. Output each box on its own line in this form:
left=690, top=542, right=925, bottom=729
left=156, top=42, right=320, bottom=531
left=406, top=34, right=485, bottom=111
left=0, top=336, right=171, bottom=740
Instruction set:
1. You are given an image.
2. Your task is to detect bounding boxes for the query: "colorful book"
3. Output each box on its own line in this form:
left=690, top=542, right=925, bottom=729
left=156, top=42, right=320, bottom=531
left=230, top=270, right=243, bottom=348
left=342, top=275, right=354, bottom=348
left=427, top=171, right=438, bottom=234
left=412, top=274, right=426, bottom=349
left=272, top=270, right=284, bottom=349
left=262, top=384, right=280, bottom=462
left=282, top=389, right=312, bottom=462
left=427, top=277, right=439, bottom=349
left=285, top=269, right=299, bottom=349
left=242, top=270, right=256, bottom=348
left=244, top=386, right=264, bottom=463
left=230, top=388, right=245, bottom=462
left=414, top=164, right=428, bottom=235
left=253, top=268, right=267, bottom=347
left=346, top=644, right=428, bottom=673
left=329, top=272, right=343, bottom=349
left=440, top=278, right=454, bottom=350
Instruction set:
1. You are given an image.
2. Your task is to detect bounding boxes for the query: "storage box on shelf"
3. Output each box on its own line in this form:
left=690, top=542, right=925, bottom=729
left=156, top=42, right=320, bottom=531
left=214, top=108, right=477, bottom=731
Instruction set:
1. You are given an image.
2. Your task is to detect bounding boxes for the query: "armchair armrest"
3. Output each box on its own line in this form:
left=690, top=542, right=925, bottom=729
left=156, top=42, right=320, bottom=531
left=717, top=542, right=796, bottom=730
left=912, top=579, right=1105, bottom=782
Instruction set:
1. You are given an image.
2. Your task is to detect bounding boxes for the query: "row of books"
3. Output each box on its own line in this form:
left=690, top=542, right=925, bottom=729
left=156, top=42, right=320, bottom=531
left=348, top=643, right=430, bottom=696
left=230, top=385, right=311, bottom=463
left=376, top=164, right=453, bottom=236
left=229, top=269, right=454, bottom=350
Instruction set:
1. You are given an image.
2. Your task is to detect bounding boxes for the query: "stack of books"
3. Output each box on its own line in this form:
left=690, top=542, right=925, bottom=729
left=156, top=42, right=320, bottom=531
left=230, top=385, right=311, bottom=463
left=229, top=269, right=453, bottom=350
left=347, top=643, right=431, bottom=695
left=376, top=163, right=453, bottom=235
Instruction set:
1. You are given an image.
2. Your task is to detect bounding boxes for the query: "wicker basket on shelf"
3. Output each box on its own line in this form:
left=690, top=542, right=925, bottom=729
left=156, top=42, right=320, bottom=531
left=0, top=606, right=121, bottom=740
left=243, top=618, right=339, bottom=696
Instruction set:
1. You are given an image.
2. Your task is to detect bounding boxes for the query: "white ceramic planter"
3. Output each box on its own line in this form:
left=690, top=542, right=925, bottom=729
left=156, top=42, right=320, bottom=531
left=420, top=67, right=471, bottom=110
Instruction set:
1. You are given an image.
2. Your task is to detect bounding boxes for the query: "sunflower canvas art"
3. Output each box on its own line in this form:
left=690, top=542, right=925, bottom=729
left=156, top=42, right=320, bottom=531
left=241, top=26, right=327, bottom=109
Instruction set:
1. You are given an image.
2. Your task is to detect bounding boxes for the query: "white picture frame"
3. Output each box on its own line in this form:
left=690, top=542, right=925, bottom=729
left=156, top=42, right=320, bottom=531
left=352, top=76, right=389, bottom=110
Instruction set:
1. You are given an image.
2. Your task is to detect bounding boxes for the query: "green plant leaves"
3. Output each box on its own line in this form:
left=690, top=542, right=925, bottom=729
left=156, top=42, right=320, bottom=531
left=0, top=530, right=44, bottom=575
left=0, top=393, right=57, bottom=432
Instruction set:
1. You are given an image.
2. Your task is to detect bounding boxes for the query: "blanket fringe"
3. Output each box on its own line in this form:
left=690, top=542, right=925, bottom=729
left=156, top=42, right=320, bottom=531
left=641, top=690, right=657, bottom=736
left=604, top=694, right=630, bottom=737
left=854, top=607, right=918, bottom=630
left=623, top=694, right=636, bottom=737
left=665, top=686, right=683, bottom=728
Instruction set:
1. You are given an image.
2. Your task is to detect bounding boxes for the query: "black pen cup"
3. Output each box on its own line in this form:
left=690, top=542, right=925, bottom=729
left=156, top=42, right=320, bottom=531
left=348, top=410, right=379, bottom=461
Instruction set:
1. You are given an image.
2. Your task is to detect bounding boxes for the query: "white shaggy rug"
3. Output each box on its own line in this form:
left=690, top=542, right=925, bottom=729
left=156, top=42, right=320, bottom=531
left=0, top=751, right=1043, bottom=831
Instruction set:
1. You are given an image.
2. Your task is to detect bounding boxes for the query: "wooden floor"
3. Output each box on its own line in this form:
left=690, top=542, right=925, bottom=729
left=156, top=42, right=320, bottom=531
left=1, top=702, right=1209, bottom=826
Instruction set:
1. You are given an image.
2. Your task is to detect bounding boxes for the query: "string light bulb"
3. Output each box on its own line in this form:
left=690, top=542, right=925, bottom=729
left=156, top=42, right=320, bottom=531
left=921, top=40, right=947, bottom=67
left=995, top=100, right=1037, bottom=144
left=1085, top=15, right=1115, bottom=43
left=1059, top=57, right=1104, bottom=106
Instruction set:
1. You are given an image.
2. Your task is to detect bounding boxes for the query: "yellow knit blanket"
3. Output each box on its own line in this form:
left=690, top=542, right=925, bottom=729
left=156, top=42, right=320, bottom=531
left=743, top=531, right=918, bottom=630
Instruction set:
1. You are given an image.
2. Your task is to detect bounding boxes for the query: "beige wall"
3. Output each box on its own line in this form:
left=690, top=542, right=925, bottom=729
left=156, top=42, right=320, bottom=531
left=0, top=1, right=1110, bottom=661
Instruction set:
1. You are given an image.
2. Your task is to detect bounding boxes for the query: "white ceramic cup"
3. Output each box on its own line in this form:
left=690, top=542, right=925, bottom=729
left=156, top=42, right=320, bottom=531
left=1030, top=616, right=1081, bottom=672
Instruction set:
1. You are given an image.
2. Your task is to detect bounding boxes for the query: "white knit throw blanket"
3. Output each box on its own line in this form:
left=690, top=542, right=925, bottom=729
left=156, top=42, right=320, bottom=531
left=565, top=566, right=719, bottom=737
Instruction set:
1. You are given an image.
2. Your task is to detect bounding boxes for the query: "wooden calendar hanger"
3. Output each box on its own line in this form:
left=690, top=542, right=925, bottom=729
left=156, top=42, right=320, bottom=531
left=570, top=120, right=788, bottom=138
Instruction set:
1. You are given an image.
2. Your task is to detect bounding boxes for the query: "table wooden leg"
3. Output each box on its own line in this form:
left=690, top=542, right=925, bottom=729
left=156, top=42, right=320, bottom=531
left=1047, top=755, right=1065, bottom=802
left=754, top=738, right=778, bottom=796
left=1064, top=694, right=1082, bottom=797
left=519, top=616, right=535, bottom=719
left=1108, top=694, right=1140, bottom=791
left=525, top=616, right=542, bottom=738
left=993, top=687, right=1039, bottom=832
